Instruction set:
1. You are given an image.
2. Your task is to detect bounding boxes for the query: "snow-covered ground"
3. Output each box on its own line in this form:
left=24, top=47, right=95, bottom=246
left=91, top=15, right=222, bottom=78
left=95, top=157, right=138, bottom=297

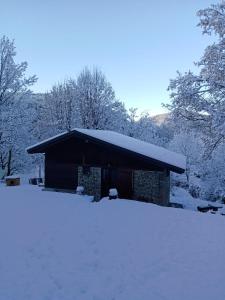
left=0, top=184, right=225, bottom=300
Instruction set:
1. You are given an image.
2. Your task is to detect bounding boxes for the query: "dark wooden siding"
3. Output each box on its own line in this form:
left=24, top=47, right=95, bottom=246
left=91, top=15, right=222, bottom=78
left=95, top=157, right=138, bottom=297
left=45, top=157, right=78, bottom=190
left=43, top=135, right=167, bottom=193
left=45, top=137, right=164, bottom=172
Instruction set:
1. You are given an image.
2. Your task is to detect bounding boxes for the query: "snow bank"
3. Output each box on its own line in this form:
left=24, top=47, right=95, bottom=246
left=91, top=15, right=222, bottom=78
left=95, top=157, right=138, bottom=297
left=0, top=184, right=225, bottom=300
left=171, top=186, right=225, bottom=212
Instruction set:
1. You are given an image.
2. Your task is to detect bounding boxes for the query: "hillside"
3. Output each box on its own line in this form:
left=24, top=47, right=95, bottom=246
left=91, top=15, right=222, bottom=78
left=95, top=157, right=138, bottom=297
left=151, top=113, right=170, bottom=126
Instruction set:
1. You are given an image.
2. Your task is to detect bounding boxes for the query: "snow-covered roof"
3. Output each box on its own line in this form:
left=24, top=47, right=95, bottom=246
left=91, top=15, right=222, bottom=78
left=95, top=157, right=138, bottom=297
left=27, top=128, right=186, bottom=172
left=26, top=131, right=69, bottom=152
left=76, top=129, right=186, bottom=170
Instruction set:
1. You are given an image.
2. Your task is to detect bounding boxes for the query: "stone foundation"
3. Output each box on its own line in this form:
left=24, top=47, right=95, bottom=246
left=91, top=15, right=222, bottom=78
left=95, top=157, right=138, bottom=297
left=77, top=166, right=170, bottom=206
left=78, top=167, right=101, bottom=201
left=133, top=170, right=170, bottom=206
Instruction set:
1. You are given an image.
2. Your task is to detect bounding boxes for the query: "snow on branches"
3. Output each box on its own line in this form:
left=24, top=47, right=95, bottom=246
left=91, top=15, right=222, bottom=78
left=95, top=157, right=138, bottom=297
left=166, top=1, right=225, bottom=155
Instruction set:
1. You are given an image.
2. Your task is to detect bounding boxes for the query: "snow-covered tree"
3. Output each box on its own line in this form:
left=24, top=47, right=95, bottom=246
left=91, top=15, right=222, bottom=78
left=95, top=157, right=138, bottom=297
left=165, top=1, right=225, bottom=155
left=75, top=67, right=117, bottom=129
left=102, top=100, right=128, bottom=133
left=200, top=143, right=225, bottom=201
left=163, top=1, right=225, bottom=201
left=0, top=36, right=37, bottom=176
left=125, top=109, right=162, bottom=145
left=169, top=132, right=203, bottom=187
left=32, top=68, right=129, bottom=143
left=0, top=36, right=37, bottom=110
left=135, top=112, right=160, bottom=144
left=40, top=81, right=79, bottom=137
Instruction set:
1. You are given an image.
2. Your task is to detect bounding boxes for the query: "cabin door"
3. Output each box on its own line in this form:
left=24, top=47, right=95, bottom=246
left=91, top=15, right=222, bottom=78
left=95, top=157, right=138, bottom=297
left=101, top=168, right=133, bottom=199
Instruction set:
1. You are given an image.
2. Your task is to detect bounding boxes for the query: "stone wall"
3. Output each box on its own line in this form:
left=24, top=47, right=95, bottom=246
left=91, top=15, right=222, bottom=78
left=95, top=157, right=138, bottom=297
left=133, top=170, right=170, bottom=206
left=77, top=166, right=170, bottom=205
left=78, top=166, right=101, bottom=201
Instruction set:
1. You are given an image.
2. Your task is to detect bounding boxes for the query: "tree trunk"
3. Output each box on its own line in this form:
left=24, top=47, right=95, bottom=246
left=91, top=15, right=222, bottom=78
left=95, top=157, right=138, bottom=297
left=6, top=149, right=12, bottom=176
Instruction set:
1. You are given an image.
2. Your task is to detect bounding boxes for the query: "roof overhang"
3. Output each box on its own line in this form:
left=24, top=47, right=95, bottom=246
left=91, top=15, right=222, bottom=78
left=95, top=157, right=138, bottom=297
left=27, top=129, right=186, bottom=174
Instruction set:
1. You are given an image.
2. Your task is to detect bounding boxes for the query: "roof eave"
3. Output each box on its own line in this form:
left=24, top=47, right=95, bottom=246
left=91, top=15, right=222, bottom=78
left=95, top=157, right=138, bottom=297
left=26, top=129, right=186, bottom=174
left=26, top=131, right=74, bottom=154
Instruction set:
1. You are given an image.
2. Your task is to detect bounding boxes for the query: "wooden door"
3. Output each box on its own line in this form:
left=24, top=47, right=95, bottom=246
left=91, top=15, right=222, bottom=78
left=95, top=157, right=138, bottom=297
left=101, top=168, right=133, bottom=199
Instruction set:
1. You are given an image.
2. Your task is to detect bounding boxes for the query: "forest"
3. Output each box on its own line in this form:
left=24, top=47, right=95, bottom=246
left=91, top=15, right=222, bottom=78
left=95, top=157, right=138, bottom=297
left=1, top=2, right=225, bottom=202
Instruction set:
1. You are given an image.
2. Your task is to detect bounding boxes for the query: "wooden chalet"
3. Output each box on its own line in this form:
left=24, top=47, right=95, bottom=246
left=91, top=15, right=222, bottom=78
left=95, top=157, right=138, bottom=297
left=27, top=129, right=186, bottom=206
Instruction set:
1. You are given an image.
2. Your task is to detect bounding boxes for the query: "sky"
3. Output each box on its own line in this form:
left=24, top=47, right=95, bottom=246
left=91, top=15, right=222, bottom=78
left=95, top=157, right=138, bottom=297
left=1, top=0, right=216, bottom=115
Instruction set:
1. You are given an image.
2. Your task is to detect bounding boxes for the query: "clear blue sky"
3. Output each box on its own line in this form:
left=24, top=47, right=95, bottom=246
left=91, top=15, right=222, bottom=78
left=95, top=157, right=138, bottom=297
left=1, top=0, right=215, bottom=115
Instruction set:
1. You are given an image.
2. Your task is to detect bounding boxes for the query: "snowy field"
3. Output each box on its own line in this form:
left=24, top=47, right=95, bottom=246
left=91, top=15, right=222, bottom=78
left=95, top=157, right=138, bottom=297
left=0, top=184, right=225, bottom=300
